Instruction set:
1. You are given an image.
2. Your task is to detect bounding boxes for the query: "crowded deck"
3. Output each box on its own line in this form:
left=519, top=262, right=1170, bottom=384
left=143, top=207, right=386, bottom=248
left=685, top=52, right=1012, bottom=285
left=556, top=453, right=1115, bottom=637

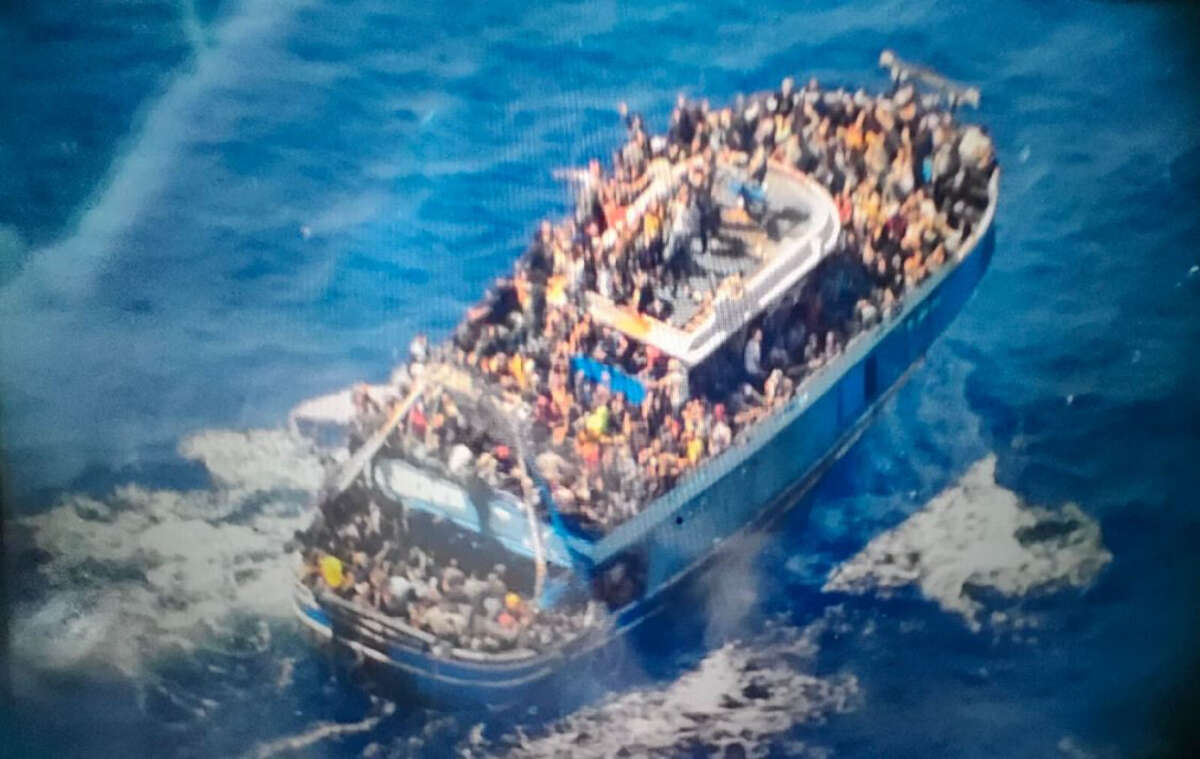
left=296, top=55, right=998, bottom=657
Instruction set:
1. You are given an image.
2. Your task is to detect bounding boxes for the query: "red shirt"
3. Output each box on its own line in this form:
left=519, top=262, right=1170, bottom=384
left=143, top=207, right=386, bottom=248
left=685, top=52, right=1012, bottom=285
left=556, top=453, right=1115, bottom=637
left=409, top=406, right=427, bottom=436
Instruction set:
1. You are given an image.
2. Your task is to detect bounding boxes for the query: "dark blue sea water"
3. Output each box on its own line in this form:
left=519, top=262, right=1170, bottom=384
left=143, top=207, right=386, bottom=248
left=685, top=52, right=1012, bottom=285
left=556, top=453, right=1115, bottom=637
left=3, top=1, right=1200, bottom=757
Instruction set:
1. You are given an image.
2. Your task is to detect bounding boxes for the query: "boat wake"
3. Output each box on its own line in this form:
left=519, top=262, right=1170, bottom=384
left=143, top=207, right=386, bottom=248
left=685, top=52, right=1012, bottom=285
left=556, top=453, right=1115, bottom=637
left=473, top=609, right=860, bottom=759
left=11, top=406, right=864, bottom=757
left=9, top=359, right=1108, bottom=755
left=9, top=427, right=323, bottom=687
left=824, top=455, right=1112, bottom=631
left=9, top=416, right=1111, bottom=759
left=249, top=608, right=863, bottom=759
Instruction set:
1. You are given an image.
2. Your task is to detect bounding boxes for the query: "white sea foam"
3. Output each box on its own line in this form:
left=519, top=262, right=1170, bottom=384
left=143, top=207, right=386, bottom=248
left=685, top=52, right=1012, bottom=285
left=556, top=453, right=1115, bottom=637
left=479, top=610, right=860, bottom=758
left=179, top=427, right=325, bottom=494
left=242, top=704, right=394, bottom=759
left=10, top=427, right=324, bottom=684
left=824, top=455, right=1112, bottom=630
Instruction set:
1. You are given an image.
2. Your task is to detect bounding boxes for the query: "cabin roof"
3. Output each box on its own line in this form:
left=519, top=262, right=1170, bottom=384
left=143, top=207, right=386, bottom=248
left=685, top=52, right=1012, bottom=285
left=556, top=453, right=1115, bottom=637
left=587, top=162, right=840, bottom=368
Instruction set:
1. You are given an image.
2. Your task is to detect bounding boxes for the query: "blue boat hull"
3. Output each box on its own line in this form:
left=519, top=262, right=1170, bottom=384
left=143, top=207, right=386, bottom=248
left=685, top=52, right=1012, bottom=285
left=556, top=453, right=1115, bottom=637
left=295, top=198, right=997, bottom=708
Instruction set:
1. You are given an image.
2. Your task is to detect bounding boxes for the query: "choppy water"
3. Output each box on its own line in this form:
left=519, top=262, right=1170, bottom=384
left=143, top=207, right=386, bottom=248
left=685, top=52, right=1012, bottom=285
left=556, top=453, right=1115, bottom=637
left=3, top=0, right=1200, bottom=757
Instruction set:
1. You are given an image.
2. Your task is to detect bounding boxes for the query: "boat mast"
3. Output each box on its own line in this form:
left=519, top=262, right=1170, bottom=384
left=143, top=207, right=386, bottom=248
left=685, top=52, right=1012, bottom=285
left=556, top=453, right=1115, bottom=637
left=317, top=366, right=439, bottom=511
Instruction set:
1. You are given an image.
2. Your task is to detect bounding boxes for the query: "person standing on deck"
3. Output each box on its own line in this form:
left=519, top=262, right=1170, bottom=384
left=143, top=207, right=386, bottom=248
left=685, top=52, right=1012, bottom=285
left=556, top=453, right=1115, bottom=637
left=660, top=358, right=690, bottom=413
left=349, top=384, right=383, bottom=453
left=665, top=184, right=699, bottom=295
left=744, top=328, right=766, bottom=384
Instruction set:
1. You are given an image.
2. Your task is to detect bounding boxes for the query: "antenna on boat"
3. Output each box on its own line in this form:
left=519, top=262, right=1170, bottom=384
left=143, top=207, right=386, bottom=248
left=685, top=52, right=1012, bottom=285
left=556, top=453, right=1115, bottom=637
left=878, top=49, right=980, bottom=110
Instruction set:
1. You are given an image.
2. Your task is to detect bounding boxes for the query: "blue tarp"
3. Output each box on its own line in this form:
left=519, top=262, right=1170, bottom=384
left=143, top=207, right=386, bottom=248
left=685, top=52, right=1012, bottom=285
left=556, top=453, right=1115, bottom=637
left=570, top=354, right=647, bottom=405
left=727, top=177, right=767, bottom=202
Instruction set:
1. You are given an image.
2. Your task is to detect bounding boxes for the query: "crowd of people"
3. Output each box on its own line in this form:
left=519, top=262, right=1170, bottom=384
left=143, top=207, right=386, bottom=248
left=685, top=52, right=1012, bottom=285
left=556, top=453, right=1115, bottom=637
left=301, top=74, right=996, bottom=654
left=298, top=484, right=597, bottom=654
left=369, top=76, right=995, bottom=533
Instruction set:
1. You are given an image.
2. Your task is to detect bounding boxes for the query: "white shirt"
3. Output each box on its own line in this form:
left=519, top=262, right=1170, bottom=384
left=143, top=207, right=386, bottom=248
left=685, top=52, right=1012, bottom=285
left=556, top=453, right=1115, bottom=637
left=666, top=366, right=689, bottom=409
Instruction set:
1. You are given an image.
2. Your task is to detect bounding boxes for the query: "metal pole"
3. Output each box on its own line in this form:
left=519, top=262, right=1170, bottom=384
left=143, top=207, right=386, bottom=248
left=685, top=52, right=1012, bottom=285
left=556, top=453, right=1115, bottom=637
left=318, top=367, right=438, bottom=511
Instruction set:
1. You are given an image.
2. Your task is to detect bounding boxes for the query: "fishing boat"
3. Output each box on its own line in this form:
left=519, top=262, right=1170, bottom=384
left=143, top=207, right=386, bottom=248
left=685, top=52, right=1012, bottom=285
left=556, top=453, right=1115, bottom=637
left=291, top=52, right=999, bottom=706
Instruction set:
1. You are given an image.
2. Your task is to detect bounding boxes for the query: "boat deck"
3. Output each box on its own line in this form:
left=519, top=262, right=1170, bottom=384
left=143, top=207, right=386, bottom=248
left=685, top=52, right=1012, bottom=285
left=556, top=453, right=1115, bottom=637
left=587, top=163, right=839, bottom=367
left=663, top=166, right=821, bottom=328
